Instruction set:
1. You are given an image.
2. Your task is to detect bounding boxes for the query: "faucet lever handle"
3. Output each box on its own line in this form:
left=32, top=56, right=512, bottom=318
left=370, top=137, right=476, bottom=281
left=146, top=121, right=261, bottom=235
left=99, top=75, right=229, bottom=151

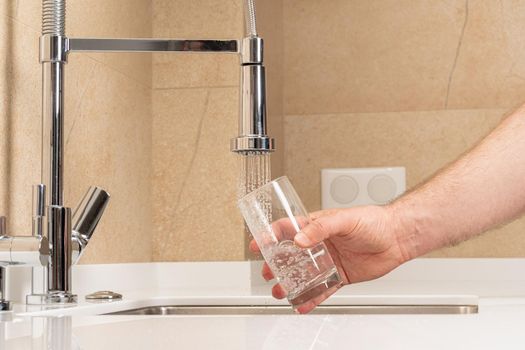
left=71, top=186, right=110, bottom=264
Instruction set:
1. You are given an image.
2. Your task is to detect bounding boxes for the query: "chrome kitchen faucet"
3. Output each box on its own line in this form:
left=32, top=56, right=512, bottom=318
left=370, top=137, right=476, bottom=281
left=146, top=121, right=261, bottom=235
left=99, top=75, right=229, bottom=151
left=0, top=0, right=273, bottom=309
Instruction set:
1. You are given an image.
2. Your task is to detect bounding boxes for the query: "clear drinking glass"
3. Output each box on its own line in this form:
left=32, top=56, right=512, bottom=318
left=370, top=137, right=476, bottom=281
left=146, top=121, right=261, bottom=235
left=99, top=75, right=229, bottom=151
left=238, top=176, right=342, bottom=308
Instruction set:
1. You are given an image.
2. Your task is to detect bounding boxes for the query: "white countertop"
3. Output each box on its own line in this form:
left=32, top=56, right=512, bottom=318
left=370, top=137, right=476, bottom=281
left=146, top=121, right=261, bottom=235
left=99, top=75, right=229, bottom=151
left=2, top=298, right=525, bottom=349
left=2, top=259, right=525, bottom=349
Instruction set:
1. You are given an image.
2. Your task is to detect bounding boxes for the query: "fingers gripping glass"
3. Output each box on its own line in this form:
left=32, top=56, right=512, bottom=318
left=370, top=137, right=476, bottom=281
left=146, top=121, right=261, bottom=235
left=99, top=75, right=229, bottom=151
left=238, top=176, right=342, bottom=308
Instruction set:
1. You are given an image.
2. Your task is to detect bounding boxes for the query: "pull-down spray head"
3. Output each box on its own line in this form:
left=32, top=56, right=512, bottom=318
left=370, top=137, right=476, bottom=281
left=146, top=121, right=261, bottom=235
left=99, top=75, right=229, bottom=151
left=231, top=0, right=274, bottom=154
left=231, top=38, right=275, bottom=154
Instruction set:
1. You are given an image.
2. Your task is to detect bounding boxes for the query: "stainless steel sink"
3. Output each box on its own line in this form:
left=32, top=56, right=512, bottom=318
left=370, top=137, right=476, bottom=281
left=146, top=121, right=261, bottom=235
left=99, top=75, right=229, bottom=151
left=106, top=304, right=478, bottom=316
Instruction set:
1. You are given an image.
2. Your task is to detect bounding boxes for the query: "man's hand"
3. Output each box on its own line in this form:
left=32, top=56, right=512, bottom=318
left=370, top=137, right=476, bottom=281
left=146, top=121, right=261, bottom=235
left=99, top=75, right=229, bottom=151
left=252, top=105, right=525, bottom=314
left=250, top=205, right=417, bottom=314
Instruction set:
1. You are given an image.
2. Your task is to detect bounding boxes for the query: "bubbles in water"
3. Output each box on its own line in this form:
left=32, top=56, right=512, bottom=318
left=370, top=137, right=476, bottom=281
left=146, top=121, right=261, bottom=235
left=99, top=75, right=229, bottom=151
left=267, top=240, right=331, bottom=298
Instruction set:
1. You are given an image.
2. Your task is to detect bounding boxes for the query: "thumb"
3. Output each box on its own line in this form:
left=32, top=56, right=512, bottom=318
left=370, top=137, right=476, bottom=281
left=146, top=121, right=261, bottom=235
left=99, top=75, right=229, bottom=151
left=294, top=212, right=339, bottom=248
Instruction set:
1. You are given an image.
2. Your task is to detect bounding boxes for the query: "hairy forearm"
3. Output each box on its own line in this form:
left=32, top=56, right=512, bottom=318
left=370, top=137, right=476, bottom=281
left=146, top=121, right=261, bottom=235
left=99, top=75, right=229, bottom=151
left=390, top=104, right=525, bottom=258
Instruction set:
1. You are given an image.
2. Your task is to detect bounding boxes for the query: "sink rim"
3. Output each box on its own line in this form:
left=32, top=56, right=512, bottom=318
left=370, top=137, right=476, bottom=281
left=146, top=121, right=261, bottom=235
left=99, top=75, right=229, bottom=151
left=105, top=304, right=479, bottom=316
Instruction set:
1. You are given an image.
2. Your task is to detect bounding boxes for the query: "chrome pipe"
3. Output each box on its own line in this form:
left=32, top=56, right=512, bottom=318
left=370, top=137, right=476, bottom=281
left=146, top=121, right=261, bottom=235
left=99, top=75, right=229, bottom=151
left=41, top=62, right=65, bottom=206
left=39, top=59, right=70, bottom=305
left=47, top=206, right=75, bottom=302
left=40, top=0, right=70, bottom=304
left=41, top=1, right=67, bottom=207
left=72, top=187, right=110, bottom=264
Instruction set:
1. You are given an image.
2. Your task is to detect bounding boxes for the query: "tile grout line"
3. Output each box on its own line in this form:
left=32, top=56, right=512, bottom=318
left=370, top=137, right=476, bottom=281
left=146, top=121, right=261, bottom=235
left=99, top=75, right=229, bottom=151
left=82, top=55, right=153, bottom=89
left=444, top=0, right=469, bottom=108
left=14, top=0, right=19, bottom=18
left=172, top=89, right=211, bottom=212
left=2, top=1, right=19, bottom=21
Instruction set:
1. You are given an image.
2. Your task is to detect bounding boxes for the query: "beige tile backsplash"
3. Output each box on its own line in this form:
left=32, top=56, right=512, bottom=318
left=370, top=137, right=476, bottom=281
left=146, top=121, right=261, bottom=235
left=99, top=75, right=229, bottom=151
left=283, top=0, right=464, bottom=115
left=2, top=0, right=523, bottom=262
left=283, top=0, right=525, bottom=115
left=151, top=87, right=245, bottom=261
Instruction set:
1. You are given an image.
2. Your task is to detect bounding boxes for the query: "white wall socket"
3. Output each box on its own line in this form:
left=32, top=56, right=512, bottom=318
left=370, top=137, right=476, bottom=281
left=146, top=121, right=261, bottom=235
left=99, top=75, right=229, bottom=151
left=321, top=167, right=406, bottom=209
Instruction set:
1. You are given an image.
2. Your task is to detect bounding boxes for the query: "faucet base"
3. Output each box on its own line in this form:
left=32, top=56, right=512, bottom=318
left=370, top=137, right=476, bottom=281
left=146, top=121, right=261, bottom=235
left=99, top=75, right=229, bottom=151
left=26, top=292, right=77, bottom=305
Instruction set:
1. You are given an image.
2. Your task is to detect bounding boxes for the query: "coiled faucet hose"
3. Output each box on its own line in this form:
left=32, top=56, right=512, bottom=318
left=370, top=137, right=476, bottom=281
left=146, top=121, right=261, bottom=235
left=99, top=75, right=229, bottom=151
left=42, top=0, right=65, bottom=36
